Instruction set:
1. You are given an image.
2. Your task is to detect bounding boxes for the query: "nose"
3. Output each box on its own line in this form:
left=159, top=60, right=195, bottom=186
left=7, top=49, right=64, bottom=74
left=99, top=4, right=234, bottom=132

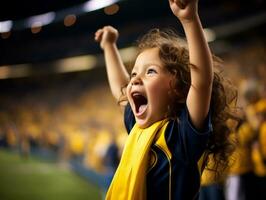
left=131, top=75, right=142, bottom=86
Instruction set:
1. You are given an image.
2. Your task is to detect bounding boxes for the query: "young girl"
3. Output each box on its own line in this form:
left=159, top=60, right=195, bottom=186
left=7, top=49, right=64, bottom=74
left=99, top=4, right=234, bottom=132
left=95, top=0, right=239, bottom=199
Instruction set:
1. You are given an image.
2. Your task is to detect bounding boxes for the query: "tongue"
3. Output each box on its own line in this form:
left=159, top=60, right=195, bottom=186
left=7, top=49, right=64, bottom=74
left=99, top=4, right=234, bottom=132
left=138, top=104, right=147, bottom=114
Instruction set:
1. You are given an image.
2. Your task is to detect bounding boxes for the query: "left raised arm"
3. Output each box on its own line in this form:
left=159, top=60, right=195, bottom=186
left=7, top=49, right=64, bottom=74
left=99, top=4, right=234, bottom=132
left=169, top=0, right=213, bottom=129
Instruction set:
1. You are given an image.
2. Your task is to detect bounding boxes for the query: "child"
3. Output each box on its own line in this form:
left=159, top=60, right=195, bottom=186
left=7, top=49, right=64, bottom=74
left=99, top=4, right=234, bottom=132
left=95, top=0, right=239, bottom=199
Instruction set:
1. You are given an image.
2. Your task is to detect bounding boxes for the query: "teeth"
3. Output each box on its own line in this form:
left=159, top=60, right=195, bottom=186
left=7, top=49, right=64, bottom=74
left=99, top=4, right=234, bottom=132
left=132, top=92, right=141, bottom=97
left=132, top=92, right=145, bottom=98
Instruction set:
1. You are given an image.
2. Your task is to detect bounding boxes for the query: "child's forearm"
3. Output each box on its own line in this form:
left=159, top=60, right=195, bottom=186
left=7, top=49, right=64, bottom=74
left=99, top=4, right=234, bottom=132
left=181, top=15, right=213, bottom=88
left=103, top=43, right=130, bottom=100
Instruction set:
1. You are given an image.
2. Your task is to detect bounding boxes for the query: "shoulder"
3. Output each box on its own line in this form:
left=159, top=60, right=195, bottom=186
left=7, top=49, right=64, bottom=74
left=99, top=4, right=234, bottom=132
left=166, top=105, right=213, bottom=137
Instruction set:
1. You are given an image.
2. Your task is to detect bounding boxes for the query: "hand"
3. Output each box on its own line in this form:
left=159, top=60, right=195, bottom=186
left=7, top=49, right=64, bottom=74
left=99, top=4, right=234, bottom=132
left=95, top=26, right=119, bottom=49
left=168, top=0, right=198, bottom=23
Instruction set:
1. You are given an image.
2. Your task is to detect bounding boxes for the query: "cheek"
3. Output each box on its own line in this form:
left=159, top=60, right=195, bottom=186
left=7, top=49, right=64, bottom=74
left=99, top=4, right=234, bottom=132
left=148, top=80, right=172, bottom=106
left=150, top=79, right=171, bottom=96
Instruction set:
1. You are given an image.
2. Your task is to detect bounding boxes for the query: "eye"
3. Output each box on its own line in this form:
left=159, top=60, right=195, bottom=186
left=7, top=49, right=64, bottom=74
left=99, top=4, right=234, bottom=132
left=147, top=68, right=157, bottom=75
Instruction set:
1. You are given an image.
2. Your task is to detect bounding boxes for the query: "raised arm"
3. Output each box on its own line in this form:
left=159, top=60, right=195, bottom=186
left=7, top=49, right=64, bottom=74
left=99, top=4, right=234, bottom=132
left=95, top=26, right=130, bottom=101
left=169, top=0, right=213, bottom=129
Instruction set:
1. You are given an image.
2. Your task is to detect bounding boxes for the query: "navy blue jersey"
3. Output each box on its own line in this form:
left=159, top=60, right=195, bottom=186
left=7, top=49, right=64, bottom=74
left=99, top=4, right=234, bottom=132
left=124, top=104, right=213, bottom=200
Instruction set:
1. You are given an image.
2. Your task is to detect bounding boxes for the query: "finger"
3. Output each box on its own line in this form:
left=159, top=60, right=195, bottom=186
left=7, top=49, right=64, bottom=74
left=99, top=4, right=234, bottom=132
left=94, top=29, right=103, bottom=41
left=103, top=26, right=113, bottom=32
left=94, top=29, right=101, bottom=38
left=175, top=0, right=187, bottom=9
left=95, top=28, right=103, bottom=35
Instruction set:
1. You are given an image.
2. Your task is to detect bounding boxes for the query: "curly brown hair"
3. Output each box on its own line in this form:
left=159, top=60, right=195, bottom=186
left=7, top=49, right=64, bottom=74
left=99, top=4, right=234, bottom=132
left=120, top=28, right=241, bottom=178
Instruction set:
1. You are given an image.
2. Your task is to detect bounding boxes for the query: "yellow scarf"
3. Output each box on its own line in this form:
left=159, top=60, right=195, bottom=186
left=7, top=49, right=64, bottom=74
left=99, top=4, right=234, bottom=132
left=106, top=119, right=169, bottom=200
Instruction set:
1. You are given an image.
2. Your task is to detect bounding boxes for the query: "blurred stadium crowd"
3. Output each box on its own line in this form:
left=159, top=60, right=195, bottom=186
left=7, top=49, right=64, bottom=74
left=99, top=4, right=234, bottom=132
left=199, top=40, right=266, bottom=200
left=0, top=70, right=127, bottom=172
left=0, top=5, right=266, bottom=198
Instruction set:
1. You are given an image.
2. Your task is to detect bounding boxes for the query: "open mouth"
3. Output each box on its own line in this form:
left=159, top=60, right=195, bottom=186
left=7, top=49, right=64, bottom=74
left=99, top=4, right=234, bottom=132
left=132, top=92, right=148, bottom=115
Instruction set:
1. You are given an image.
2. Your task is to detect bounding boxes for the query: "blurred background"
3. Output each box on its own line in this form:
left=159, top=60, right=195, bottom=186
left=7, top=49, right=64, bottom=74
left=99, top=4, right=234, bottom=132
left=0, top=0, right=265, bottom=200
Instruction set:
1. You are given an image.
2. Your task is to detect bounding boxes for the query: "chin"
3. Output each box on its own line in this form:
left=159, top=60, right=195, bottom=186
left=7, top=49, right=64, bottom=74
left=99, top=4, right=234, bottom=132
left=135, top=119, right=150, bottom=129
left=136, top=117, right=157, bottom=129
left=136, top=115, right=167, bottom=128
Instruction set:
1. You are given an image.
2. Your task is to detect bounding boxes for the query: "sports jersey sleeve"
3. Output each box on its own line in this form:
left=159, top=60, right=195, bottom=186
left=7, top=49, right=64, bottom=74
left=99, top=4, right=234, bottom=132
left=165, top=105, right=213, bottom=163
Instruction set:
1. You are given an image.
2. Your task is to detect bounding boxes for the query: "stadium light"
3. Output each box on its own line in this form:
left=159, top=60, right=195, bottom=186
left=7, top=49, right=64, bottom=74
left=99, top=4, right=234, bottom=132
left=0, top=20, right=13, bottom=33
left=0, top=65, right=30, bottom=79
left=26, top=12, right=56, bottom=28
left=83, top=0, right=120, bottom=12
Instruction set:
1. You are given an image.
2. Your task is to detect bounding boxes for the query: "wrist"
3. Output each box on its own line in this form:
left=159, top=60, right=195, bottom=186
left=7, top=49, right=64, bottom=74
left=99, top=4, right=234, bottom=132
left=102, top=42, right=117, bottom=50
left=179, top=13, right=200, bottom=26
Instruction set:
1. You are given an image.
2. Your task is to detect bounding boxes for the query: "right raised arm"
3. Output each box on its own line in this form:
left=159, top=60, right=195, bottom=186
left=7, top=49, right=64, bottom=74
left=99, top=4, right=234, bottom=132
left=95, top=26, right=130, bottom=101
